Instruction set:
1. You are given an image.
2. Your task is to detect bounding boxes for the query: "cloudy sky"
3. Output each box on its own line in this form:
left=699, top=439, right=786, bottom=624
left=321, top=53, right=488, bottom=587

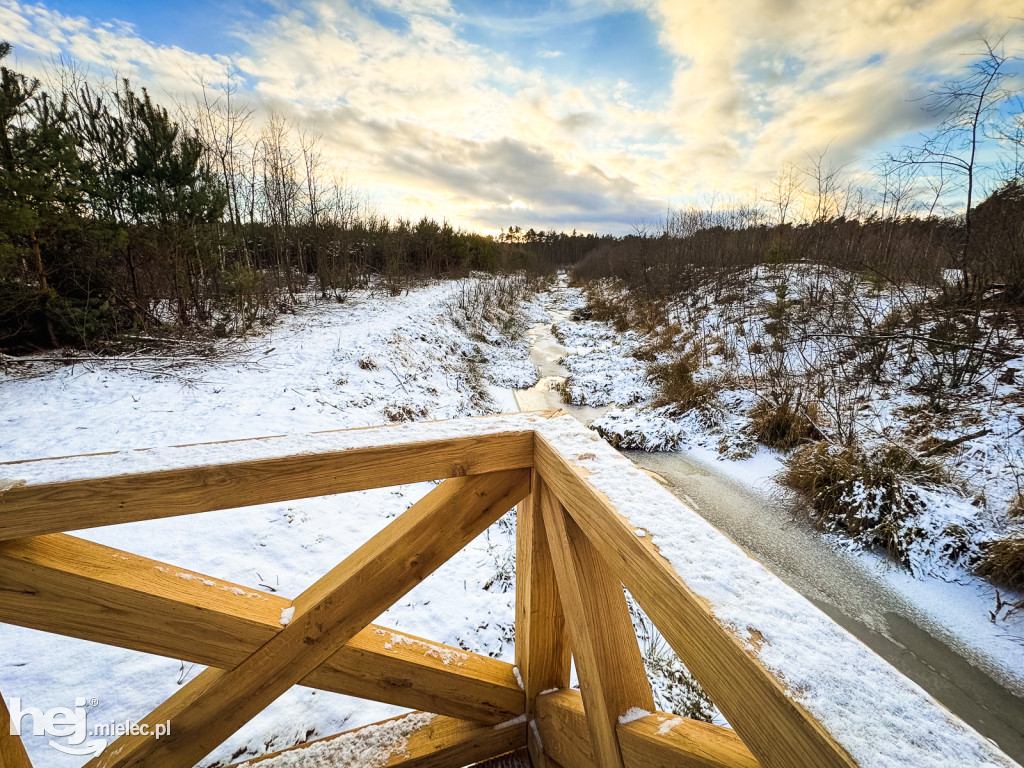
left=1, top=0, right=1021, bottom=234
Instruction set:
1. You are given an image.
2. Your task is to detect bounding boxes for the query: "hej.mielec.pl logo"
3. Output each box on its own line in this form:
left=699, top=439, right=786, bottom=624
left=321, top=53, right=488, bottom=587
left=8, top=697, right=171, bottom=757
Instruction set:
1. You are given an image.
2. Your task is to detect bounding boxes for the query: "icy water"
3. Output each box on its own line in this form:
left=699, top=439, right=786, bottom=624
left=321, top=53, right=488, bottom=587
left=513, top=307, right=1024, bottom=764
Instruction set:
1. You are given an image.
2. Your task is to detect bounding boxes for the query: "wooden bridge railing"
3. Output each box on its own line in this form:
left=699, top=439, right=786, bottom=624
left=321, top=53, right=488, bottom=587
left=0, top=411, right=1017, bottom=768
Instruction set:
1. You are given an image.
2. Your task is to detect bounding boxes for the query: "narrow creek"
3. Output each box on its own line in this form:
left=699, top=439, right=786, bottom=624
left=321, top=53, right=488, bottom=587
left=513, top=305, right=1024, bottom=764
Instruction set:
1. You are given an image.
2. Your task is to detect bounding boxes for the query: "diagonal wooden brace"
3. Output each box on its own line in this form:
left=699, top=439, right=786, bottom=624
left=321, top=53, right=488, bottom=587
left=86, top=467, right=530, bottom=768
left=0, top=534, right=523, bottom=724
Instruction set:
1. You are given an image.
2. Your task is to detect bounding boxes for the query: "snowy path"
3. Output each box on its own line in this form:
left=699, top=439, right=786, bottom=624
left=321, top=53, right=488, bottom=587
left=514, top=283, right=1024, bottom=763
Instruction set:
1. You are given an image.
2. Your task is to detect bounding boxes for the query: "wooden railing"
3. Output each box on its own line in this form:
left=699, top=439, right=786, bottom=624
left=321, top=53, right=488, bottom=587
left=0, top=411, right=1017, bottom=768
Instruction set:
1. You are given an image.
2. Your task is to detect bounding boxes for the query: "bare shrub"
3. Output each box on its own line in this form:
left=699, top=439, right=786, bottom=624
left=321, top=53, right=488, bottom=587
left=444, top=273, right=536, bottom=337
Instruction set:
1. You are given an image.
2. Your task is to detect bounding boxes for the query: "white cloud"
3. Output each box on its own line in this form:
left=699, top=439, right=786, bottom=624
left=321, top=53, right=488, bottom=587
left=0, top=0, right=232, bottom=94
left=646, top=0, right=1022, bottom=192
left=0, top=0, right=1021, bottom=232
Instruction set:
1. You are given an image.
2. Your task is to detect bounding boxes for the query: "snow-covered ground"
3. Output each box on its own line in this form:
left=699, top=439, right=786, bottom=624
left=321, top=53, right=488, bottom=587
left=0, top=278, right=544, bottom=767
left=541, top=273, right=1024, bottom=702
left=3, top=271, right=1023, bottom=766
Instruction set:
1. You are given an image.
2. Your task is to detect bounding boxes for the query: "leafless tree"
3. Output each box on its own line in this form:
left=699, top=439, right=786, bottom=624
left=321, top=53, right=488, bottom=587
left=767, top=163, right=801, bottom=225
left=889, top=37, right=1015, bottom=295
left=185, top=75, right=255, bottom=264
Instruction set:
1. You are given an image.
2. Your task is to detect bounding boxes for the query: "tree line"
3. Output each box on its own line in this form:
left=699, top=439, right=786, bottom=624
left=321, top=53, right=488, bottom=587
left=574, top=40, right=1024, bottom=307
left=0, top=45, right=604, bottom=351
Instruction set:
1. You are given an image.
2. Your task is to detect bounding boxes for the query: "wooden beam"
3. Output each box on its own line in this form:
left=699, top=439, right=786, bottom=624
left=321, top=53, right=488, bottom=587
left=0, top=692, right=34, bottom=768
left=87, top=468, right=530, bottom=768
left=0, top=534, right=523, bottom=724
left=535, top=689, right=760, bottom=768
left=534, top=434, right=857, bottom=768
left=515, top=471, right=571, bottom=766
left=225, top=711, right=527, bottom=768
left=539, top=484, right=653, bottom=768
left=0, top=430, right=533, bottom=539
left=618, top=709, right=762, bottom=768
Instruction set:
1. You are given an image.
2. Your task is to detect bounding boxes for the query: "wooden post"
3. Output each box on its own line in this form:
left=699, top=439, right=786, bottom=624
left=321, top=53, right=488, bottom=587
left=515, top=471, right=571, bottom=765
left=539, top=483, right=654, bottom=768
left=534, top=433, right=858, bottom=768
left=0, top=691, right=34, bottom=768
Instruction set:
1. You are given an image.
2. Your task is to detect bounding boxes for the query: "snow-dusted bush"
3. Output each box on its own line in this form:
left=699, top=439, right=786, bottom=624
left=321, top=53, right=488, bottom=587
left=591, top=407, right=684, bottom=451
left=716, top=430, right=758, bottom=460
left=782, top=442, right=949, bottom=568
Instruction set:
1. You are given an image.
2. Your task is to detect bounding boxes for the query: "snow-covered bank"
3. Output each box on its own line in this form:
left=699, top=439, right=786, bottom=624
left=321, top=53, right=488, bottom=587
left=0, top=279, right=543, bottom=767
left=3, top=271, right=1023, bottom=766
left=535, top=277, right=1024, bottom=705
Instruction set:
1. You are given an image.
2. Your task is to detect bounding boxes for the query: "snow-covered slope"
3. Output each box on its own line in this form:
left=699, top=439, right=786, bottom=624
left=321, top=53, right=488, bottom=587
left=0, top=279, right=541, bottom=767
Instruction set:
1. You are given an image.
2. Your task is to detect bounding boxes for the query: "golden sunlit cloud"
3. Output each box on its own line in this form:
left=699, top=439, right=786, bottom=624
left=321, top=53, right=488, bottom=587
left=0, top=0, right=1020, bottom=232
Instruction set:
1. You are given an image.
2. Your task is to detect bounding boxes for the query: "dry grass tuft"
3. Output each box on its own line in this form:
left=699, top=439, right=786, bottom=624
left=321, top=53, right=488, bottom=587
left=632, top=323, right=683, bottom=362
left=649, top=346, right=722, bottom=412
left=581, top=283, right=668, bottom=334
left=977, top=538, right=1024, bottom=590
left=781, top=442, right=945, bottom=566
left=747, top=394, right=821, bottom=451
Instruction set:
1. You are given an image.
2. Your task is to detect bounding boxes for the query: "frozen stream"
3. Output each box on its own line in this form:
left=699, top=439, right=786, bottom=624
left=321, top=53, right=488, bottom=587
left=513, top=308, right=1024, bottom=763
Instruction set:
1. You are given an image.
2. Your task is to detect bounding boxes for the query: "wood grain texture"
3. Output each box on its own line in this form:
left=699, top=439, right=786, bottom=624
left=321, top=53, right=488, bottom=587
left=539, top=483, right=653, bottom=768
left=515, top=471, right=572, bottom=768
left=85, top=468, right=530, bottom=768
left=0, top=431, right=533, bottom=539
left=0, top=533, right=523, bottom=723
left=535, top=689, right=760, bottom=768
left=226, top=712, right=527, bottom=768
left=515, top=474, right=571, bottom=708
left=0, top=691, right=34, bottom=768
left=534, top=433, right=857, bottom=768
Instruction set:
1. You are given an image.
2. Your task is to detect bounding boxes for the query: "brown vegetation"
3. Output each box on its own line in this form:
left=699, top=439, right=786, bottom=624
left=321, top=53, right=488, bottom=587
left=781, top=442, right=946, bottom=566
left=977, top=538, right=1024, bottom=590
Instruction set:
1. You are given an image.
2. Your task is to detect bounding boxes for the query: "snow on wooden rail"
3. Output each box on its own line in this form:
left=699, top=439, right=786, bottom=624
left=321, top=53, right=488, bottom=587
left=0, top=410, right=1018, bottom=768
